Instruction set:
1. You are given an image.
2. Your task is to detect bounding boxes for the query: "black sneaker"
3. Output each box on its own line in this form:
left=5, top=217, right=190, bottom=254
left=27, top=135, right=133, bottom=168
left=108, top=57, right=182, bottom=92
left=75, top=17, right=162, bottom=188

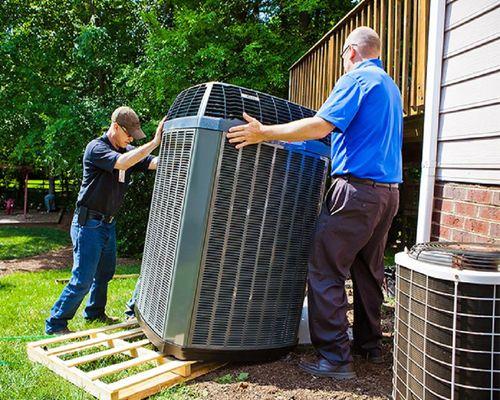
left=85, top=314, right=120, bottom=324
left=351, top=346, right=384, bottom=364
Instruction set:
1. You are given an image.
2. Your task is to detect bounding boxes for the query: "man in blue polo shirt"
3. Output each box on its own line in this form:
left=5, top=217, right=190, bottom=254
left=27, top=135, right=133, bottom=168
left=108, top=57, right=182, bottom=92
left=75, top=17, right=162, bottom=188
left=227, top=26, right=402, bottom=379
left=45, top=107, right=166, bottom=335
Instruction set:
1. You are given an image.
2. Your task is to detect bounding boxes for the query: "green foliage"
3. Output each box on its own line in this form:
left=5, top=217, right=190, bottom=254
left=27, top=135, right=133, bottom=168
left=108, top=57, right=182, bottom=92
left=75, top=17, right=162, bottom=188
left=0, top=0, right=355, bottom=256
left=215, top=371, right=249, bottom=384
left=116, top=172, right=156, bottom=258
left=0, top=226, right=70, bottom=260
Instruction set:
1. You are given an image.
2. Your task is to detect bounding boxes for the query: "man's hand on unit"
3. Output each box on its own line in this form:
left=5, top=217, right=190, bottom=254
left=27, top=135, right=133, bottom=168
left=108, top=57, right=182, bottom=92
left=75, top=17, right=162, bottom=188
left=153, top=116, right=167, bottom=147
left=227, top=112, right=267, bottom=149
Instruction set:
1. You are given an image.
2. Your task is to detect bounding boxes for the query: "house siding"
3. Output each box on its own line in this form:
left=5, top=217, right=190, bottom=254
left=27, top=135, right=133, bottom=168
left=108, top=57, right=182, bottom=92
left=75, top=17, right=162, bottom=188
left=436, top=0, right=500, bottom=185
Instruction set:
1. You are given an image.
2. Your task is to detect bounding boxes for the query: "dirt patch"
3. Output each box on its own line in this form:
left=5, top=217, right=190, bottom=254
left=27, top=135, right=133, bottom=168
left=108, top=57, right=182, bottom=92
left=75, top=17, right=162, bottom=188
left=0, top=211, right=138, bottom=276
left=189, top=303, right=395, bottom=400
left=0, top=246, right=139, bottom=276
left=192, top=337, right=393, bottom=399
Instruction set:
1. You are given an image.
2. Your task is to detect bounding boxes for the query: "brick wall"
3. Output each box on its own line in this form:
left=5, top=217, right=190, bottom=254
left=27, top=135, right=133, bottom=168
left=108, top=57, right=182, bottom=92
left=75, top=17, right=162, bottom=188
left=431, top=181, right=499, bottom=243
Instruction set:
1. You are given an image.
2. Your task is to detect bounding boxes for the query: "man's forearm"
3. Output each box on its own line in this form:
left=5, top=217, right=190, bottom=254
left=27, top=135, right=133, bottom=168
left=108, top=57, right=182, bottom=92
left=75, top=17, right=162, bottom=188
left=115, top=140, right=158, bottom=170
left=263, top=117, right=333, bottom=143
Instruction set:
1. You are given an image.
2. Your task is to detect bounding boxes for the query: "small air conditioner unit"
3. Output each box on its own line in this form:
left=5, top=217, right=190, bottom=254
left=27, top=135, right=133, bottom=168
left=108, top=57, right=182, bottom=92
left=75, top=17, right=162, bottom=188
left=393, top=242, right=500, bottom=400
left=136, top=82, right=330, bottom=361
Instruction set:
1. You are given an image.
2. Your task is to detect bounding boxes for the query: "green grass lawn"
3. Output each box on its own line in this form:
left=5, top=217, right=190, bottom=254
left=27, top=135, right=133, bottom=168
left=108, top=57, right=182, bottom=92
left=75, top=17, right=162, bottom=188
left=0, top=265, right=197, bottom=399
left=0, top=227, right=70, bottom=260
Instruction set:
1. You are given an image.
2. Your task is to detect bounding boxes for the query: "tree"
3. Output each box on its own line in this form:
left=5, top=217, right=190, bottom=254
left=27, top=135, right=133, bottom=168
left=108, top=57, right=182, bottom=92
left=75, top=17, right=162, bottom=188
left=0, top=0, right=355, bottom=255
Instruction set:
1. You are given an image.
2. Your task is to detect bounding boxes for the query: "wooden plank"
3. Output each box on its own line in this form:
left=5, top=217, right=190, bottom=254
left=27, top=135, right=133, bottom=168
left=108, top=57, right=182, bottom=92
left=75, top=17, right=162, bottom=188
left=380, top=0, right=387, bottom=66
left=374, top=0, right=379, bottom=32
left=312, top=49, right=316, bottom=108
left=107, top=360, right=196, bottom=392
left=117, top=362, right=225, bottom=400
left=87, top=352, right=166, bottom=380
left=328, top=36, right=334, bottom=94
left=318, top=45, right=324, bottom=108
left=323, top=42, right=329, bottom=102
left=387, top=0, right=394, bottom=77
left=334, top=32, right=340, bottom=82
left=410, top=0, right=419, bottom=114
left=307, top=55, right=312, bottom=108
left=416, top=0, right=429, bottom=107
left=27, top=320, right=138, bottom=348
left=45, top=328, right=144, bottom=356
left=27, top=346, right=114, bottom=400
left=394, top=0, right=402, bottom=87
left=401, top=0, right=412, bottom=115
left=104, top=336, right=160, bottom=359
left=65, top=339, right=150, bottom=367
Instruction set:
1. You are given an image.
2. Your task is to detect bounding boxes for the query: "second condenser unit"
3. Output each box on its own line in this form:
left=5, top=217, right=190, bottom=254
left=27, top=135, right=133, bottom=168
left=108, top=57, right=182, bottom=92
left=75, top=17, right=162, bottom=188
left=136, top=82, right=330, bottom=360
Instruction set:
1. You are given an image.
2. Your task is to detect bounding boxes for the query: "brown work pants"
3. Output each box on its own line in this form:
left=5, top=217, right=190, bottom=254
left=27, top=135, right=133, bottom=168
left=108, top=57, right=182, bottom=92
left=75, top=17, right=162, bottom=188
left=308, top=177, right=399, bottom=364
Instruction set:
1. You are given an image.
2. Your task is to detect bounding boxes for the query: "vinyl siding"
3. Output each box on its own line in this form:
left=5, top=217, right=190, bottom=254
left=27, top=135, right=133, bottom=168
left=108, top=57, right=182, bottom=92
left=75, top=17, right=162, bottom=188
left=437, top=0, right=500, bottom=184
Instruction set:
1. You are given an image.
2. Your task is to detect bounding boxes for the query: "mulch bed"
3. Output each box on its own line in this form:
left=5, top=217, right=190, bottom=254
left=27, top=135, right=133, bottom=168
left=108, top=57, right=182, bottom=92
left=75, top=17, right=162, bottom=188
left=0, top=245, right=138, bottom=276
left=192, top=304, right=395, bottom=399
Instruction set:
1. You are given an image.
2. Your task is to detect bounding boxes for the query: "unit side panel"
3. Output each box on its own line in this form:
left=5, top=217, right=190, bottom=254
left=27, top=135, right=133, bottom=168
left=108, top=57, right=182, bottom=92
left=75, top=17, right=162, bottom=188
left=163, top=129, right=222, bottom=344
left=137, top=128, right=197, bottom=338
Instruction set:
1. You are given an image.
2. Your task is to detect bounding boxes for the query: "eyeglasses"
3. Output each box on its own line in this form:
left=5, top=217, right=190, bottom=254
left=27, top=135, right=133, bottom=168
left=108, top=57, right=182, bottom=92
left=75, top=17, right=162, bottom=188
left=118, top=124, right=132, bottom=138
left=340, top=43, right=358, bottom=58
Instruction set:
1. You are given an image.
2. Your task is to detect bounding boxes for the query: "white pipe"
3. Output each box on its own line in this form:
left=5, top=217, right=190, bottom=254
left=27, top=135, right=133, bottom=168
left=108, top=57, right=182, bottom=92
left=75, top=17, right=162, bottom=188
left=416, top=0, right=447, bottom=243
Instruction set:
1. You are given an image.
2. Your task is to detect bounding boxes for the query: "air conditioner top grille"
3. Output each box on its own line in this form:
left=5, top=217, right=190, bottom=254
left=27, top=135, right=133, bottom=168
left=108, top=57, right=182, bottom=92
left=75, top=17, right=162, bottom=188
left=409, top=242, right=500, bottom=271
left=165, top=82, right=331, bottom=147
left=166, top=84, right=207, bottom=120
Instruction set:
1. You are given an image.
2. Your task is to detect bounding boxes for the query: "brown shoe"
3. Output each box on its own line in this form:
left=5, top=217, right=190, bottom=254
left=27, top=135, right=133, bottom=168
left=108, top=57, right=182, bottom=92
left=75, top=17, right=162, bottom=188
left=51, top=327, right=74, bottom=336
left=299, top=356, right=356, bottom=379
left=85, top=314, right=120, bottom=324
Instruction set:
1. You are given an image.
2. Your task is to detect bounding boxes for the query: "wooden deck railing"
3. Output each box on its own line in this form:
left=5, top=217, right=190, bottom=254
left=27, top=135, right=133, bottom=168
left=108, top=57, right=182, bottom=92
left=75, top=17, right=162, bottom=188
left=289, top=0, right=429, bottom=117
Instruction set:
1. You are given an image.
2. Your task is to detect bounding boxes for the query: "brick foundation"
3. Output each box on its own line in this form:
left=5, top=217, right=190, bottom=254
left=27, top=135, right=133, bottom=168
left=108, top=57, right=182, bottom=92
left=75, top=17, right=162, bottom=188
left=431, top=181, right=499, bottom=243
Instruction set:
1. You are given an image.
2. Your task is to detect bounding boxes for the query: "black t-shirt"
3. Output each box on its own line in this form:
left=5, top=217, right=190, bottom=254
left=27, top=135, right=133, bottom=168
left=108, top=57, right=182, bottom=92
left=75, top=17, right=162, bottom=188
left=76, top=134, right=154, bottom=216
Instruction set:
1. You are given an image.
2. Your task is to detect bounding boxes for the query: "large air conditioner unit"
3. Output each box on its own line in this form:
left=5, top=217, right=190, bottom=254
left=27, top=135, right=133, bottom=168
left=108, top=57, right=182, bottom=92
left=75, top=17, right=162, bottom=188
left=393, top=242, right=500, bottom=400
left=135, top=82, right=330, bottom=361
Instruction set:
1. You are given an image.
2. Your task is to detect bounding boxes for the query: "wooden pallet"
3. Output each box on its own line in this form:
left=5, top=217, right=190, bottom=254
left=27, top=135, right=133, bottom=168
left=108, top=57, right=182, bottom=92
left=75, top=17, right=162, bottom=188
left=27, top=319, right=224, bottom=400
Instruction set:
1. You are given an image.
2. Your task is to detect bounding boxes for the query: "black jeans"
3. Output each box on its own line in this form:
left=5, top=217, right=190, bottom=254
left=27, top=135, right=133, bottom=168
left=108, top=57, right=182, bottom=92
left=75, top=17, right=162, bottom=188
left=307, top=177, right=399, bottom=364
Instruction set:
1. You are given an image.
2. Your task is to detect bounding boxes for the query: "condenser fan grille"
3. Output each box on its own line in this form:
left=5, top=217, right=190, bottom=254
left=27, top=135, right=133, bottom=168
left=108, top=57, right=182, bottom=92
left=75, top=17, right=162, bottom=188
left=409, top=242, right=500, bottom=271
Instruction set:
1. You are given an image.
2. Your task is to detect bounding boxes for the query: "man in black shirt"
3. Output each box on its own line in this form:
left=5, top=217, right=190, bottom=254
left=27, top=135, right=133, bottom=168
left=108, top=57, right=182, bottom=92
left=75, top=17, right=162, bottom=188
left=45, top=107, right=165, bottom=335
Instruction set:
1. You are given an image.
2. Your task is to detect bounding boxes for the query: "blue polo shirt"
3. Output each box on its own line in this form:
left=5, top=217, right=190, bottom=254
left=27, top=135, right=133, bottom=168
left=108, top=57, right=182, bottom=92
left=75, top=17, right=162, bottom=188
left=316, top=59, right=403, bottom=183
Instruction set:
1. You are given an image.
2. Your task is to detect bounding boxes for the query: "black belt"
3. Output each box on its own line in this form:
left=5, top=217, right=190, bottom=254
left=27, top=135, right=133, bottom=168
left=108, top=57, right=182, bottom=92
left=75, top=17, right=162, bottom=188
left=337, top=175, right=399, bottom=189
left=76, top=207, right=115, bottom=223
